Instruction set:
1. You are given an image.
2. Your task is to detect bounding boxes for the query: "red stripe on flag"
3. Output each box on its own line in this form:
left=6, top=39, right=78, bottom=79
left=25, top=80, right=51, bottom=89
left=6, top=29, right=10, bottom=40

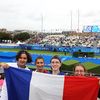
left=63, top=76, right=99, bottom=100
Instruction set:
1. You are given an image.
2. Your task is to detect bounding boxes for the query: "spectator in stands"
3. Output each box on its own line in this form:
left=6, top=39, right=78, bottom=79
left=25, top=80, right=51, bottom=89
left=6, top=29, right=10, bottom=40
left=48, top=55, right=64, bottom=75
left=35, top=56, right=48, bottom=73
left=73, top=64, right=87, bottom=76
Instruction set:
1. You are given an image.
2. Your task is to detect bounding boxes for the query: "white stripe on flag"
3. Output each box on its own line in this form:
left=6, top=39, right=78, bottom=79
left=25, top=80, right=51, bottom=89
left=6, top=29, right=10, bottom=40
left=29, top=72, right=64, bottom=100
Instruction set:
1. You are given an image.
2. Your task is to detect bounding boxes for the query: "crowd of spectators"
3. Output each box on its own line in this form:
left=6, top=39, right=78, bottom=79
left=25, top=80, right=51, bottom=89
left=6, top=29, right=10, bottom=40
left=26, top=32, right=100, bottom=47
left=39, top=34, right=100, bottom=47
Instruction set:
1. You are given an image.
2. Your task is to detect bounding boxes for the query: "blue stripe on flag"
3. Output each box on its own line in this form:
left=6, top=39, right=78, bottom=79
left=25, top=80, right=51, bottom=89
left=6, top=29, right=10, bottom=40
left=4, top=67, right=32, bottom=100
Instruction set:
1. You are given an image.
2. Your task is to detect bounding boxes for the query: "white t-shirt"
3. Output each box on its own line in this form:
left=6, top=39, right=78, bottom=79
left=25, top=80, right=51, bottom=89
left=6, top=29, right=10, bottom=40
left=0, top=63, right=30, bottom=100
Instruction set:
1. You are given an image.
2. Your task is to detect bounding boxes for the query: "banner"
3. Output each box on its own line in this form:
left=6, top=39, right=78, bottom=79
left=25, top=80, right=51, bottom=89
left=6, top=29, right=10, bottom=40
left=3, top=67, right=99, bottom=100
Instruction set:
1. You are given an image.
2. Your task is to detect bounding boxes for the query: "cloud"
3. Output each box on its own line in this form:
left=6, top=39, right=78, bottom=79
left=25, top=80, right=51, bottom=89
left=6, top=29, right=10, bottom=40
left=0, top=0, right=100, bottom=31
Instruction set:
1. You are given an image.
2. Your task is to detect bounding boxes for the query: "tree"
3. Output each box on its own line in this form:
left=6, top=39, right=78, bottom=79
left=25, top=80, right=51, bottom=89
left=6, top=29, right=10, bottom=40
left=13, top=32, right=30, bottom=42
left=0, top=32, right=12, bottom=43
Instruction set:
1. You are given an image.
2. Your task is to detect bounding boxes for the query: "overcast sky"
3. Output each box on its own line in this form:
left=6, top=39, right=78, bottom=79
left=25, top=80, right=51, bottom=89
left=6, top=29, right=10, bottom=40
left=0, top=0, right=100, bottom=32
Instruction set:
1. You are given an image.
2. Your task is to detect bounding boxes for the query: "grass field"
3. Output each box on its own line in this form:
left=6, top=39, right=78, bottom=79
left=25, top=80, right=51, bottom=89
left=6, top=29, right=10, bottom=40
left=0, top=48, right=71, bottom=56
left=0, top=48, right=100, bottom=57
left=0, top=48, right=100, bottom=74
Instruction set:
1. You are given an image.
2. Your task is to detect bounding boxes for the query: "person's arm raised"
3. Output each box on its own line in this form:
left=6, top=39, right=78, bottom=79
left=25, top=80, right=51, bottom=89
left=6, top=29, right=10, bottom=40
left=0, top=62, right=10, bottom=68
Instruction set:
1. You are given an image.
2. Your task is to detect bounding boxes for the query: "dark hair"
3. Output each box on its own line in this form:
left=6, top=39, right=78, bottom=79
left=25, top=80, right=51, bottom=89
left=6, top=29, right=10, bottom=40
left=16, top=50, right=32, bottom=63
left=35, top=56, right=44, bottom=64
left=50, top=55, right=61, bottom=63
left=73, top=63, right=87, bottom=72
left=50, top=55, right=62, bottom=72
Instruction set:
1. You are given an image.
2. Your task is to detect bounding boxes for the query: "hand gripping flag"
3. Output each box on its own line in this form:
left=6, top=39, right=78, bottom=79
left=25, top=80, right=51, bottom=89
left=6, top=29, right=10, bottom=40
left=2, top=67, right=99, bottom=100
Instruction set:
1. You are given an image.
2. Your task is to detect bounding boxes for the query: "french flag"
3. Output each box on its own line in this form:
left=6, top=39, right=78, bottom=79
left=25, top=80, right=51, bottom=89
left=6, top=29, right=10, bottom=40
left=2, top=67, right=99, bottom=100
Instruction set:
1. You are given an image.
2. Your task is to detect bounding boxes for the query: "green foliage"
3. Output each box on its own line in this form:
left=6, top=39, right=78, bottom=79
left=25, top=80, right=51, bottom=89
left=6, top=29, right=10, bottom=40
left=13, top=32, right=30, bottom=42
left=0, top=32, right=12, bottom=41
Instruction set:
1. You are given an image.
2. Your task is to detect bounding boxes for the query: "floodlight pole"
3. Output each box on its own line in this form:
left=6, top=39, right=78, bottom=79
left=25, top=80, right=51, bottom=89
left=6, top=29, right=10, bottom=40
left=77, top=9, right=80, bottom=33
